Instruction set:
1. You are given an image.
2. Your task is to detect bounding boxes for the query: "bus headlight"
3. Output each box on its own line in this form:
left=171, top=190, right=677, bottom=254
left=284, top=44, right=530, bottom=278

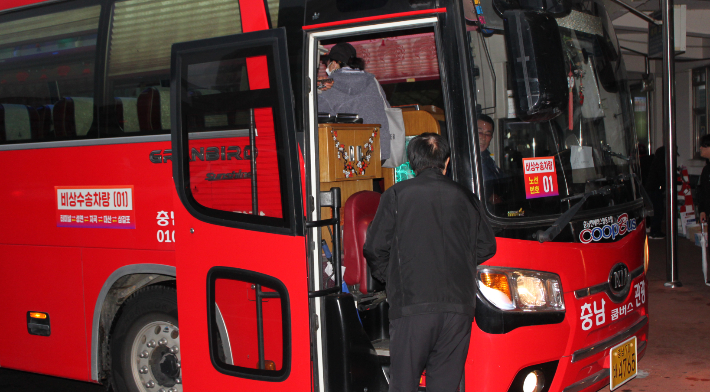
left=516, top=275, right=547, bottom=307
left=477, top=267, right=565, bottom=312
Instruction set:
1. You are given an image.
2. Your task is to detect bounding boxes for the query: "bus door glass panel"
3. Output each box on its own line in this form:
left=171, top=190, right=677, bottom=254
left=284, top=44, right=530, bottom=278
left=172, top=28, right=304, bottom=388
left=183, top=51, right=285, bottom=220
left=209, top=268, right=288, bottom=377
left=0, top=5, right=100, bottom=144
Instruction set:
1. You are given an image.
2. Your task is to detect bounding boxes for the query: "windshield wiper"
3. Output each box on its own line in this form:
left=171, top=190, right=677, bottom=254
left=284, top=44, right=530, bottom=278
left=601, top=172, right=654, bottom=217
left=601, top=143, right=630, bottom=161
left=534, top=185, right=619, bottom=243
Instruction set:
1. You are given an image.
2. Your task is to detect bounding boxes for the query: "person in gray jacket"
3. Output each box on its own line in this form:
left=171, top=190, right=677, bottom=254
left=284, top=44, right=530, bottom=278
left=318, top=42, right=392, bottom=160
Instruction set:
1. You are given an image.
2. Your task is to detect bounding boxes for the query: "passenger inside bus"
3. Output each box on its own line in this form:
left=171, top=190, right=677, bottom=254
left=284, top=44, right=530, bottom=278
left=478, top=114, right=501, bottom=181
left=317, top=42, right=392, bottom=160
left=478, top=114, right=507, bottom=205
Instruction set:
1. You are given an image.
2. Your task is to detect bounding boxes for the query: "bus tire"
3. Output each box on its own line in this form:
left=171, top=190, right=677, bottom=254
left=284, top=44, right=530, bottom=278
left=110, top=285, right=181, bottom=392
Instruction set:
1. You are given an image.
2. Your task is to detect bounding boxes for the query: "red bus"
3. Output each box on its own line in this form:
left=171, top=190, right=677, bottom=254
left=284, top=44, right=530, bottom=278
left=0, top=0, right=649, bottom=392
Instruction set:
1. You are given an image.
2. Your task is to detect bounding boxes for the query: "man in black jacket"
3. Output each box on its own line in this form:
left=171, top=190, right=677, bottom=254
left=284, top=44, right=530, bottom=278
left=364, top=133, right=496, bottom=392
left=645, top=146, right=666, bottom=239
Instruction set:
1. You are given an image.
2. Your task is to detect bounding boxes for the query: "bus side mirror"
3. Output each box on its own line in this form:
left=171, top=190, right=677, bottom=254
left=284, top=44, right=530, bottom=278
left=503, top=10, right=567, bottom=122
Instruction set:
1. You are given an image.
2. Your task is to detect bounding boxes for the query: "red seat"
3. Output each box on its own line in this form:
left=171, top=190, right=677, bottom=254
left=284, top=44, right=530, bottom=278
left=53, top=98, right=76, bottom=137
left=53, top=97, right=93, bottom=137
left=343, top=191, right=381, bottom=294
left=137, top=87, right=170, bottom=131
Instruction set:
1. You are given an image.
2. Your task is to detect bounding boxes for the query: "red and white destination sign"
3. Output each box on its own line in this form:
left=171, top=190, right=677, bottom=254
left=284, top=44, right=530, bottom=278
left=56, top=186, right=135, bottom=229
left=523, top=157, right=559, bottom=199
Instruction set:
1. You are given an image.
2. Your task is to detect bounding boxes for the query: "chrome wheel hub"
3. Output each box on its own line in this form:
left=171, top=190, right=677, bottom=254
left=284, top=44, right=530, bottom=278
left=130, top=321, right=182, bottom=392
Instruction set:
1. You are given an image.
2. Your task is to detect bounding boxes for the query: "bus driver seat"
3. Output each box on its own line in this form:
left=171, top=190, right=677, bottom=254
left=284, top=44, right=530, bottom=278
left=343, top=191, right=381, bottom=294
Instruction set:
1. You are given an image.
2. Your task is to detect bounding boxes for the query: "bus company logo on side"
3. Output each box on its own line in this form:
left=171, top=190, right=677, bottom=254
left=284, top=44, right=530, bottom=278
left=205, top=170, right=252, bottom=181
left=149, top=145, right=257, bottom=163
left=609, top=263, right=630, bottom=294
left=579, top=213, right=637, bottom=244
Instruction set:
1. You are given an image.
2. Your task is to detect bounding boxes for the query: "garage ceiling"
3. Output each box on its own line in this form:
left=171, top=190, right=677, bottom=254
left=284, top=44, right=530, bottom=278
left=609, top=0, right=710, bottom=62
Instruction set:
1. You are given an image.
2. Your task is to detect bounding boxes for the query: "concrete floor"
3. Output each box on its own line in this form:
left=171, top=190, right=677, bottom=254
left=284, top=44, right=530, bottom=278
left=597, top=235, right=710, bottom=392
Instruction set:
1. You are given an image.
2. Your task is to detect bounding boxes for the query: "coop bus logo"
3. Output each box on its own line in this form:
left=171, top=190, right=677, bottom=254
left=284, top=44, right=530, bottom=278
left=579, top=213, right=637, bottom=244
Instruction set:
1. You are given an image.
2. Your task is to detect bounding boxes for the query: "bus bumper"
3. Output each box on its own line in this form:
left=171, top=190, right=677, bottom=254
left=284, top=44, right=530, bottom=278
left=555, top=315, right=648, bottom=392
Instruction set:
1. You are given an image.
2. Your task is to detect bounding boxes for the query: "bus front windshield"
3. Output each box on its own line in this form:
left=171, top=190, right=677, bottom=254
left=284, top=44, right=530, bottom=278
left=476, top=3, right=640, bottom=220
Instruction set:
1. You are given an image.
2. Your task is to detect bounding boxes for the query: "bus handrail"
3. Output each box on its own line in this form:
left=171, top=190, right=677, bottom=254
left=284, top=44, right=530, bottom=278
left=308, top=286, right=342, bottom=298
left=305, top=218, right=338, bottom=228
left=307, top=188, right=343, bottom=298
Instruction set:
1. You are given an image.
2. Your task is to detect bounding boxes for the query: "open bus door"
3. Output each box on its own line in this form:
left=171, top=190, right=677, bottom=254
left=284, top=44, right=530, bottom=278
left=170, top=28, right=311, bottom=390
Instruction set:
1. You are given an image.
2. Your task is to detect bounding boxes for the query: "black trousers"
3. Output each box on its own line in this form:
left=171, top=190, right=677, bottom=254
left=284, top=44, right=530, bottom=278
left=649, top=189, right=665, bottom=236
left=389, top=312, right=473, bottom=392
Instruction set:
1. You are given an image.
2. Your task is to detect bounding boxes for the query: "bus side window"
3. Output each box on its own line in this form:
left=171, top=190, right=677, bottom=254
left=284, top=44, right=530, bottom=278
left=0, top=5, right=101, bottom=144
left=105, top=0, right=246, bottom=136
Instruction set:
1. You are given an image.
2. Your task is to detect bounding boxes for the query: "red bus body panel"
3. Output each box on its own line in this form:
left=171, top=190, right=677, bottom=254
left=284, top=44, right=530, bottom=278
left=467, top=224, right=648, bottom=392
left=1, top=0, right=41, bottom=11
left=0, top=140, right=176, bottom=381
left=302, top=8, right=447, bottom=30
left=0, top=245, right=87, bottom=379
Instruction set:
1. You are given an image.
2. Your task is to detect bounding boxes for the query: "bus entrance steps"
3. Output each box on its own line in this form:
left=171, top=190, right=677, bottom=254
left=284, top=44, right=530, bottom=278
left=372, top=339, right=390, bottom=357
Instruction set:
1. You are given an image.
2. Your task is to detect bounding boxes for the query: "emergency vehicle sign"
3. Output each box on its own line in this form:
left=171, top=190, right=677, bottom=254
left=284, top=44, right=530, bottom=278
left=523, top=157, right=559, bottom=199
left=56, top=186, right=135, bottom=229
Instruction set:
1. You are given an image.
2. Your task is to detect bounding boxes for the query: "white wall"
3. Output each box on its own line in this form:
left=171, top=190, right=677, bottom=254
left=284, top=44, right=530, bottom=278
left=641, top=59, right=704, bottom=175
left=675, top=70, right=699, bottom=173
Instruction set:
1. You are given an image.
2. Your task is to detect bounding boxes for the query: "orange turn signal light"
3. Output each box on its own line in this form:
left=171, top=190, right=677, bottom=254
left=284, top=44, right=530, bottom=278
left=479, top=272, right=512, bottom=301
left=265, top=360, right=276, bottom=371
left=644, top=236, right=649, bottom=274
left=29, top=312, right=48, bottom=319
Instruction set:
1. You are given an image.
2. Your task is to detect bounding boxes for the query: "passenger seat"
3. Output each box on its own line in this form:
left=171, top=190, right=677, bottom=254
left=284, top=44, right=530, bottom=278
left=0, top=104, right=37, bottom=142
left=137, top=87, right=170, bottom=131
left=115, top=97, right=140, bottom=133
left=53, top=97, right=94, bottom=137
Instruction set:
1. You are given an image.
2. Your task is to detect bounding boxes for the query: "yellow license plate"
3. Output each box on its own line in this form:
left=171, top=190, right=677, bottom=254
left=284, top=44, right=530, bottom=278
left=610, top=336, right=637, bottom=390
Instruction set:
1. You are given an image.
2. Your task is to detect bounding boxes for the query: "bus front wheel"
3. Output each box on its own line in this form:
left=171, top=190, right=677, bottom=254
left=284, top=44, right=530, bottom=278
left=110, top=285, right=181, bottom=392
